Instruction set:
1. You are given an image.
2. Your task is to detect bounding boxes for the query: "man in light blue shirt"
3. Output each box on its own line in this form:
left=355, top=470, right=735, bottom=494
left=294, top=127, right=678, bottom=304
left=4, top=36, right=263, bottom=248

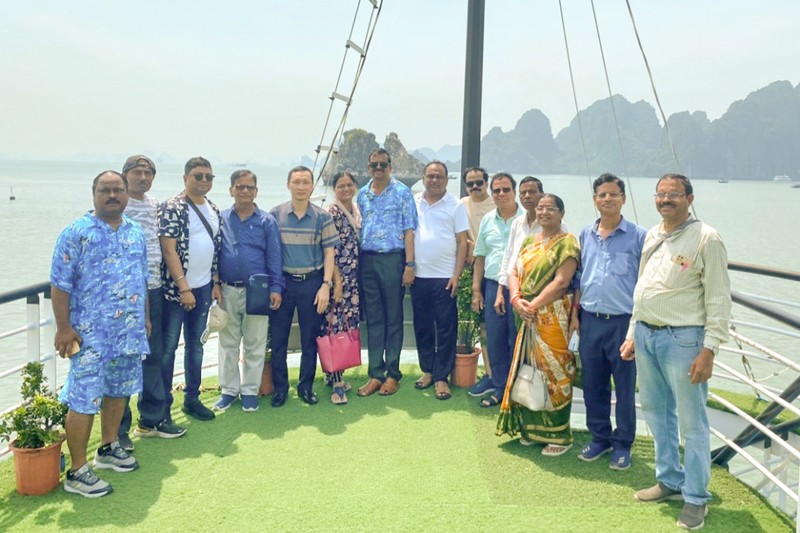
left=570, top=173, right=645, bottom=470
left=471, top=172, right=523, bottom=407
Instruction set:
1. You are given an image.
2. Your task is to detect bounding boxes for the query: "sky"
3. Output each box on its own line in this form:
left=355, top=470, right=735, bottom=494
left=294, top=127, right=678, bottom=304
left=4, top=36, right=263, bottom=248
left=0, top=0, right=797, bottom=165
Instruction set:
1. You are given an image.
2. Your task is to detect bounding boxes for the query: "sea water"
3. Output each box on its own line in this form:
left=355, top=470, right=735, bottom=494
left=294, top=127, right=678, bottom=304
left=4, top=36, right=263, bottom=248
left=1, top=160, right=798, bottom=411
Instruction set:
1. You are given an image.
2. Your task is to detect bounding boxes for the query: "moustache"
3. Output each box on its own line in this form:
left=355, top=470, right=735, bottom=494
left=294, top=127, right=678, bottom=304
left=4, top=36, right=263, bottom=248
left=106, top=199, right=120, bottom=204
left=659, top=202, right=675, bottom=208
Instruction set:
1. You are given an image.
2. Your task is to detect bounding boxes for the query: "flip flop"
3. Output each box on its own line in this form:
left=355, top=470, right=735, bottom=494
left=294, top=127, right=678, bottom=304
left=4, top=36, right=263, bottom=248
left=414, top=376, right=433, bottom=390
left=331, top=386, right=348, bottom=405
left=480, top=394, right=501, bottom=408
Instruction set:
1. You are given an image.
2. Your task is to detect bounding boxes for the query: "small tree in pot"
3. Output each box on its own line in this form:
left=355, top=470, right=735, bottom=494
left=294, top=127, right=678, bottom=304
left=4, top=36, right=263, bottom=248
left=452, top=270, right=481, bottom=387
left=0, top=362, right=67, bottom=495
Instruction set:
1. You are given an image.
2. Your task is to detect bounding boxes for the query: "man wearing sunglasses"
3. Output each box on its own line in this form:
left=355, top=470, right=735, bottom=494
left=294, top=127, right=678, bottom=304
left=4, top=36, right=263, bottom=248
left=159, top=156, right=222, bottom=422
left=356, top=148, right=418, bottom=397
left=459, top=167, right=496, bottom=396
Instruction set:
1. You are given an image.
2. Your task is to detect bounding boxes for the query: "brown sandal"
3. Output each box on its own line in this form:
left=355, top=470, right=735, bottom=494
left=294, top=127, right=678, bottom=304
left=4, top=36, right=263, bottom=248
left=379, top=377, right=399, bottom=396
left=357, top=378, right=383, bottom=397
left=414, top=373, right=433, bottom=390
left=434, top=381, right=451, bottom=400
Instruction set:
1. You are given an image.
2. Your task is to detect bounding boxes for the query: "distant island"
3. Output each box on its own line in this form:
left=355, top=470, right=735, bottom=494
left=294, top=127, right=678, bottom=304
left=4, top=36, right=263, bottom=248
left=332, top=80, right=799, bottom=182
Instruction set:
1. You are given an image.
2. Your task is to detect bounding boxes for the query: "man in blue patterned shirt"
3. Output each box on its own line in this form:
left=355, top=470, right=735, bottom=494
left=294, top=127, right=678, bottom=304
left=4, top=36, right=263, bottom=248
left=356, top=149, right=418, bottom=397
left=52, top=170, right=148, bottom=498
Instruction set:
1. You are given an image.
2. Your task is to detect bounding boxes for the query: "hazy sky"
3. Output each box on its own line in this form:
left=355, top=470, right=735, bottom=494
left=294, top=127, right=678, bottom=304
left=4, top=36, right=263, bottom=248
left=1, top=1, right=797, bottom=164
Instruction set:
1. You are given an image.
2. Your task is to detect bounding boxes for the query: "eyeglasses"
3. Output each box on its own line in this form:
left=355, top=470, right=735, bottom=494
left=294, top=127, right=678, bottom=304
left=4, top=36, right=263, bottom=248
left=519, top=189, right=541, bottom=197
left=654, top=192, right=685, bottom=200
left=535, top=206, right=560, bottom=214
left=192, top=173, right=215, bottom=182
left=491, top=187, right=512, bottom=195
left=466, top=179, right=484, bottom=188
left=595, top=192, right=622, bottom=199
left=335, top=182, right=355, bottom=189
left=233, top=184, right=256, bottom=192
left=368, top=161, right=389, bottom=170
left=424, top=174, right=447, bottom=181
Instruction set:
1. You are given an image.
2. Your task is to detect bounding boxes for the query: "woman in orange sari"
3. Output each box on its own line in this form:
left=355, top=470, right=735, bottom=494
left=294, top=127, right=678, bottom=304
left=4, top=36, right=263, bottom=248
left=497, top=194, right=579, bottom=456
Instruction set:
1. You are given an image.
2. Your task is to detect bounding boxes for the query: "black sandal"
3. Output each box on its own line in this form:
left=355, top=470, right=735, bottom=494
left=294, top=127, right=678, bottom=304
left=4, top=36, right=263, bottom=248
left=480, top=394, right=501, bottom=408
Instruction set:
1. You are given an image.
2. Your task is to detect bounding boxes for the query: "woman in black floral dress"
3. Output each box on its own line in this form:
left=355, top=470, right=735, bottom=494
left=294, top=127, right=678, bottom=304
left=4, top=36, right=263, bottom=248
left=322, top=171, right=361, bottom=404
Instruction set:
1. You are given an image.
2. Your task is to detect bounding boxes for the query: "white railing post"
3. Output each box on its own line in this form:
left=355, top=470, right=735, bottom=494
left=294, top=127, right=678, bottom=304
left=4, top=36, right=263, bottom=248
left=26, top=293, right=40, bottom=365
left=42, top=289, right=57, bottom=389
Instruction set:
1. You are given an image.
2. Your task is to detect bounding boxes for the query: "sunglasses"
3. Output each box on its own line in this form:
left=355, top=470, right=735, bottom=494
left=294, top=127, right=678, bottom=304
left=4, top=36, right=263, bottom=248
left=233, top=184, right=256, bottom=192
left=491, top=187, right=512, bottom=195
left=368, top=161, right=389, bottom=169
left=192, top=173, right=215, bottom=182
left=466, top=179, right=484, bottom=188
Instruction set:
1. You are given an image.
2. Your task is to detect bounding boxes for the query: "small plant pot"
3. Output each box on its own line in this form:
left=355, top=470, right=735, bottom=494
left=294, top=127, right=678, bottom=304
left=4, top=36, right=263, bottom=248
left=451, top=348, right=480, bottom=388
left=12, top=436, right=65, bottom=496
left=259, top=360, right=274, bottom=397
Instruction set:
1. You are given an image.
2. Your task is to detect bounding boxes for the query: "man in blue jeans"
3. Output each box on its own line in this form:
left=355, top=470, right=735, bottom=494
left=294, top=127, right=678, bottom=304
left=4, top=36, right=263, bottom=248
left=117, top=155, right=187, bottom=451
left=159, top=156, right=223, bottom=421
left=471, top=172, right=522, bottom=407
left=621, top=173, right=731, bottom=531
left=570, top=173, right=645, bottom=470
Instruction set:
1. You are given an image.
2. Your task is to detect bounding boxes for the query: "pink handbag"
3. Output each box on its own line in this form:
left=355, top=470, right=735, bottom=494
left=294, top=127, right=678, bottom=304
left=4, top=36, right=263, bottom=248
left=316, top=329, right=362, bottom=373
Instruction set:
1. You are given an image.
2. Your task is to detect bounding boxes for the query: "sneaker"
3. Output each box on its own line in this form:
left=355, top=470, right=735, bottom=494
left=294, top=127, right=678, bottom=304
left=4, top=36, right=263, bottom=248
left=577, top=442, right=612, bottom=462
left=118, top=433, right=134, bottom=453
left=64, top=463, right=113, bottom=498
left=134, top=419, right=187, bottom=439
left=609, top=449, right=631, bottom=471
left=468, top=374, right=496, bottom=397
left=213, top=393, right=237, bottom=412
left=183, top=397, right=215, bottom=421
left=677, top=503, right=708, bottom=530
left=634, top=482, right=684, bottom=503
left=93, top=442, right=139, bottom=473
left=242, top=395, right=259, bottom=412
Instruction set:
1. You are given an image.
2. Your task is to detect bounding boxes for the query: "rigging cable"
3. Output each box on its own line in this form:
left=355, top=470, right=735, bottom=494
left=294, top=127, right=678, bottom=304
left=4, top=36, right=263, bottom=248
left=557, top=0, right=596, bottom=211
left=589, top=0, right=638, bottom=224
left=624, top=0, right=697, bottom=218
left=310, top=0, right=384, bottom=201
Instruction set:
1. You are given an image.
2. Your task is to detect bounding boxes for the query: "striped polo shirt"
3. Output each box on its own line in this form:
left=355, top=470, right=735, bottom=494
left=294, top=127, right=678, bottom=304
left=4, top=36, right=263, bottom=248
left=270, top=201, right=338, bottom=274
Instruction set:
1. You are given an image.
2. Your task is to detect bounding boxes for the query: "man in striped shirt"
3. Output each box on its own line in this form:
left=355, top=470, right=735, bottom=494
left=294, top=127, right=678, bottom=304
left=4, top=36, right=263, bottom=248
left=269, top=166, right=337, bottom=407
left=620, top=173, right=731, bottom=531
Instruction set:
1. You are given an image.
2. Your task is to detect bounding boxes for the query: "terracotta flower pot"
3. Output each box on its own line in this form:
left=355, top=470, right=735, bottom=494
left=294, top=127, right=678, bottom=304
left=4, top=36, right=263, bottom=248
left=451, top=348, right=480, bottom=388
left=259, top=362, right=274, bottom=397
left=12, top=436, right=65, bottom=496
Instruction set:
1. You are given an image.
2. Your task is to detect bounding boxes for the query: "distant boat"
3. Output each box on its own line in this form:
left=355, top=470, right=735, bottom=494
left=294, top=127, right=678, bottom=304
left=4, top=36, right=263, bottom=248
left=8, top=187, right=15, bottom=200
left=718, top=179, right=729, bottom=184
left=791, top=183, right=800, bottom=189
left=231, top=163, right=247, bottom=167
left=773, top=175, right=790, bottom=182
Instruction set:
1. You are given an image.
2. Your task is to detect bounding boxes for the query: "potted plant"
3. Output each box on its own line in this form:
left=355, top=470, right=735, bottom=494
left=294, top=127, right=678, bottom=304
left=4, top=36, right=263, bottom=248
left=0, top=362, right=67, bottom=495
left=452, top=270, right=482, bottom=387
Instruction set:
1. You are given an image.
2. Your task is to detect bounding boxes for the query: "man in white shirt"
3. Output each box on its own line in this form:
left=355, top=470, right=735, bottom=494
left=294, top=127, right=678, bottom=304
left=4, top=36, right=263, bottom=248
left=410, top=161, right=469, bottom=401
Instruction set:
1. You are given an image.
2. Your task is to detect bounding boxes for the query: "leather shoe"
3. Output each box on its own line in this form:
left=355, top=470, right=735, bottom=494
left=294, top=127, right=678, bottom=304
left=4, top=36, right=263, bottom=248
left=298, top=389, right=318, bottom=405
left=271, top=392, right=287, bottom=408
left=357, top=378, right=383, bottom=397
left=379, top=377, right=399, bottom=396
left=183, top=397, right=215, bottom=421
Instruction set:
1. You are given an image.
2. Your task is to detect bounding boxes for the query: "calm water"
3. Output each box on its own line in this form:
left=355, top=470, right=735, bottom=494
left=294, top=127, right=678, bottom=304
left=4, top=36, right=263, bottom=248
left=1, top=160, right=798, bottom=409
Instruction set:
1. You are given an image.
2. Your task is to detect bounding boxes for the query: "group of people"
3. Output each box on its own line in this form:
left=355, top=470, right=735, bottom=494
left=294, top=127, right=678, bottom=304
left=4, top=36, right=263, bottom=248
left=461, top=168, right=729, bottom=530
left=51, top=150, right=730, bottom=530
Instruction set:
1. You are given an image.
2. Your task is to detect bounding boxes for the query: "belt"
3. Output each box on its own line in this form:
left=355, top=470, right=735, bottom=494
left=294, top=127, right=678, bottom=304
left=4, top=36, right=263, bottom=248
left=361, top=249, right=403, bottom=256
left=641, top=322, right=701, bottom=331
left=284, top=269, right=323, bottom=282
left=221, top=280, right=246, bottom=288
left=586, top=311, right=630, bottom=320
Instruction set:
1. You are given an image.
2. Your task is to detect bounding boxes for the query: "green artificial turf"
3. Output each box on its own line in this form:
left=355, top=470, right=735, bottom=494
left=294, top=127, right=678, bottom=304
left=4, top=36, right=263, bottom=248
left=0, top=366, right=793, bottom=532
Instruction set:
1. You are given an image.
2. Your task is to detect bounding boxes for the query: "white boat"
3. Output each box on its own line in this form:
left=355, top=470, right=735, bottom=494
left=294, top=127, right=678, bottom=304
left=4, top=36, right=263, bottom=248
left=8, top=187, right=14, bottom=201
left=774, top=175, right=791, bottom=182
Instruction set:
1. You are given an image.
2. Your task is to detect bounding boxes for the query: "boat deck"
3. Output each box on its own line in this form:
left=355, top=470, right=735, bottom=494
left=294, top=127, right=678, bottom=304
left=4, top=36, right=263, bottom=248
left=0, top=361, right=793, bottom=532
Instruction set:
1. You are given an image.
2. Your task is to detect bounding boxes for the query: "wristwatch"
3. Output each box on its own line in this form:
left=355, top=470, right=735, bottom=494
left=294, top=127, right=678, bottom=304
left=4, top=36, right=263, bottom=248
left=324, top=279, right=334, bottom=288
left=405, top=261, right=416, bottom=268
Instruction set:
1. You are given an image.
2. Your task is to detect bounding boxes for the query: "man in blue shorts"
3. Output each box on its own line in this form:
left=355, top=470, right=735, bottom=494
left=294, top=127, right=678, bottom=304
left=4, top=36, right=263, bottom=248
left=52, top=170, right=147, bottom=498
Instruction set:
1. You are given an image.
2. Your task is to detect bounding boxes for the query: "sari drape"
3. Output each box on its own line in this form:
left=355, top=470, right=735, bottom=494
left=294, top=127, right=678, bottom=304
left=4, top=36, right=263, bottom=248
left=497, top=233, right=579, bottom=444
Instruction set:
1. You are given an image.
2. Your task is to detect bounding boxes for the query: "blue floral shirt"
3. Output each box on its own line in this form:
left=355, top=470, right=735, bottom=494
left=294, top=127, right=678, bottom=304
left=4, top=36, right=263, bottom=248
left=357, top=178, right=418, bottom=252
left=50, top=213, right=150, bottom=357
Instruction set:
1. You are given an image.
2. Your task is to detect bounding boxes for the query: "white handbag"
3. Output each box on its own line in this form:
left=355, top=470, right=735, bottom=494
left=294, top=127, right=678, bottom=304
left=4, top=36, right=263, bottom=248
left=510, top=363, right=553, bottom=411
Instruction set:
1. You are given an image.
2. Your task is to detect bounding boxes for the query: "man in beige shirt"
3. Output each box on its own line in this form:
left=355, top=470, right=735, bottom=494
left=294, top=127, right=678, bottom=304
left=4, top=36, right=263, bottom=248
left=620, top=173, right=731, bottom=531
